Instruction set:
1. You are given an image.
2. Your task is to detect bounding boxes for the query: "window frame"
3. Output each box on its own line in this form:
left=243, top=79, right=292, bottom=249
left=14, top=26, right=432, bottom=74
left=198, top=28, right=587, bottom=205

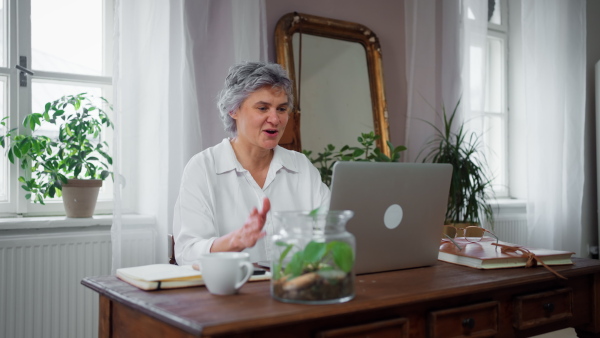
left=484, top=0, right=510, bottom=199
left=0, top=0, right=114, bottom=217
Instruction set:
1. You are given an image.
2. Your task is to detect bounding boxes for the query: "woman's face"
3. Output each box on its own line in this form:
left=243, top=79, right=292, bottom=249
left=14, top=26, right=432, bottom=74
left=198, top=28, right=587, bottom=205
left=232, top=86, right=290, bottom=150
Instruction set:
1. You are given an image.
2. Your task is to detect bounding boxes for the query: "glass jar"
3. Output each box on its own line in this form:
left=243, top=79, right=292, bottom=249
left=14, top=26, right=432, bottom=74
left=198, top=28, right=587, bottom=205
left=270, top=210, right=355, bottom=304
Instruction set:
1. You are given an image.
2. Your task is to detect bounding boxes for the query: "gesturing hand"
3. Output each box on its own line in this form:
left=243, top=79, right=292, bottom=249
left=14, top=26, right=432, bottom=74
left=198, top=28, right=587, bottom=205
left=212, top=197, right=271, bottom=252
left=233, top=197, right=271, bottom=249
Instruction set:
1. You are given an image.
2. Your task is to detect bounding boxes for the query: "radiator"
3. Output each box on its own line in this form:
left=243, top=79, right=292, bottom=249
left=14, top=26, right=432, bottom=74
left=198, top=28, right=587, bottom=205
left=0, top=227, right=155, bottom=338
left=488, top=201, right=528, bottom=245
left=492, top=217, right=528, bottom=244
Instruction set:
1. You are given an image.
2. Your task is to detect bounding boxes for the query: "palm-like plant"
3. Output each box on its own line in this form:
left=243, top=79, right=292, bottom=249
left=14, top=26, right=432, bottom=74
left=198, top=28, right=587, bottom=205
left=419, top=99, right=494, bottom=226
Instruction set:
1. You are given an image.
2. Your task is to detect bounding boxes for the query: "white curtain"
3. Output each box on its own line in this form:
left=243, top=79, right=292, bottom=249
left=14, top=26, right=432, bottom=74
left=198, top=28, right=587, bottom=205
left=404, top=0, right=486, bottom=162
left=521, top=0, right=586, bottom=255
left=112, top=0, right=267, bottom=272
left=404, top=0, right=444, bottom=162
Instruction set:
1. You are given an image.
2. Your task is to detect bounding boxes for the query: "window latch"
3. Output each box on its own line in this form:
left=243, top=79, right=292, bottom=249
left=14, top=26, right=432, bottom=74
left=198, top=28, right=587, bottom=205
left=16, top=56, right=34, bottom=87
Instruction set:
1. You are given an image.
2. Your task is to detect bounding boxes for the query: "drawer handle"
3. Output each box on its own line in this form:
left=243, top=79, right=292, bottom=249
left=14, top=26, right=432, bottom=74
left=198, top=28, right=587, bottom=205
left=462, top=318, right=475, bottom=329
left=543, top=303, right=555, bottom=313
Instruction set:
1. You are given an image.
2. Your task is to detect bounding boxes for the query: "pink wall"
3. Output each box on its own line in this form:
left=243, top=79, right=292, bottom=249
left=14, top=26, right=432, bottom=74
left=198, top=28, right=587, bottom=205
left=265, top=0, right=407, bottom=149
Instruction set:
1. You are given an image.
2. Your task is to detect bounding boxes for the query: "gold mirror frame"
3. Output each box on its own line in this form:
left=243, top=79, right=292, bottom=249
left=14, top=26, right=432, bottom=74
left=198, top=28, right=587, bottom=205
left=275, top=12, right=390, bottom=155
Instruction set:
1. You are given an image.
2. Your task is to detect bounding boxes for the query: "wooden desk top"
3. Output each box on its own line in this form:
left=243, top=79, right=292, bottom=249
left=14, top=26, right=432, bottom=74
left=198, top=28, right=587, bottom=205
left=82, top=258, right=600, bottom=337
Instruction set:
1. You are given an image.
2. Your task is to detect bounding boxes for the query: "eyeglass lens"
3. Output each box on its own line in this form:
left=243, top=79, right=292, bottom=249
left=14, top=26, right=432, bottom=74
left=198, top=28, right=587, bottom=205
left=442, top=226, right=488, bottom=241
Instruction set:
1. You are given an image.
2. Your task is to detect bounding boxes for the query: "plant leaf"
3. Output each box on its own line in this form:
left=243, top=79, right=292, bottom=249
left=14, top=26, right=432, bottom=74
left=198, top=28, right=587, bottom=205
left=284, top=251, right=304, bottom=278
left=352, top=148, right=365, bottom=157
left=328, top=241, right=354, bottom=273
left=275, top=241, right=294, bottom=268
left=303, top=241, right=326, bottom=264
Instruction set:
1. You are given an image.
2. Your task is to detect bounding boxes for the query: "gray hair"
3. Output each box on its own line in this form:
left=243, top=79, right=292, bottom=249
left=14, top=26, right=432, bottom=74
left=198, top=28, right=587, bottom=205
left=217, top=61, right=294, bottom=134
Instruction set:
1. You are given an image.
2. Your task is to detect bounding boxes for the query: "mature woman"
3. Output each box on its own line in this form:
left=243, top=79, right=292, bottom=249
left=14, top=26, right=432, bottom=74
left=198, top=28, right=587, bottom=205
left=173, top=61, right=330, bottom=265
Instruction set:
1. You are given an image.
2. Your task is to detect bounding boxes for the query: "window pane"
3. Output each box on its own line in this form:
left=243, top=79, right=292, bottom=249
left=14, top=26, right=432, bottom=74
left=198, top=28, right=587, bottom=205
left=0, top=76, right=7, bottom=201
left=485, top=37, right=504, bottom=113
left=31, top=0, right=104, bottom=75
left=483, top=31, right=507, bottom=196
left=31, top=80, right=113, bottom=202
left=31, top=81, right=105, bottom=137
left=469, top=45, right=485, bottom=110
left=0, top=0, right=6, bottom=67
left=484, top=114, right=506, bottom=194
left=490, top=0, right=501, bottom=25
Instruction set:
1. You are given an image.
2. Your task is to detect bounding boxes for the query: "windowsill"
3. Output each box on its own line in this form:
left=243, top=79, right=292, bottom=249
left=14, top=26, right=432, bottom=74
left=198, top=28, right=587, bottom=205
left=0, top=214, right=155, bottom=231
left=489, top=197, right=526, bottom=207
left=489, top=198, right=527, bottom=219
left=0, top=200, right=523, bottom=231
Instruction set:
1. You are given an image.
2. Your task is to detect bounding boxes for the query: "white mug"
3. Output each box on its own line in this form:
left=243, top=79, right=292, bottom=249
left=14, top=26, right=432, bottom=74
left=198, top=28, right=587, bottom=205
left=199, top=252, right=253, bottom=295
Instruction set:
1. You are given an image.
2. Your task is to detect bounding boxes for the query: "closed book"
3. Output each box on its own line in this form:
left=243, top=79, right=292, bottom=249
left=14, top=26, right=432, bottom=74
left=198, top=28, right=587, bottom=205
left=116, top=264, right=271, bottom=291
left=438, top=239, right=574, bottom=270
left=116, top=264, right=204, bottom=290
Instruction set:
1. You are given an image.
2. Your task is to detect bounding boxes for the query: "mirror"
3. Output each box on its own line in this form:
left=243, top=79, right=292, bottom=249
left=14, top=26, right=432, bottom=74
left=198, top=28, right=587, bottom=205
left=275, top=12, right=390, bottom=155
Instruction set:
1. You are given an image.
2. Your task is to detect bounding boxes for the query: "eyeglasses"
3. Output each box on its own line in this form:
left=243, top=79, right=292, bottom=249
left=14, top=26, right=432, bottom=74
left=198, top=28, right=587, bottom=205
left=441, top=225, right=499, bottom=251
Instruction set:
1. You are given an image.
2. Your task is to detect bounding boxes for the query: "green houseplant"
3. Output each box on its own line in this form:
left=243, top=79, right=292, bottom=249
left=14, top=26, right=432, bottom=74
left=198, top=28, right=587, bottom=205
left=0, top=93, right=113, bottom=217
left=303, top=131, right=407, bottom=186
left=419, top=100, right=494, bottom=227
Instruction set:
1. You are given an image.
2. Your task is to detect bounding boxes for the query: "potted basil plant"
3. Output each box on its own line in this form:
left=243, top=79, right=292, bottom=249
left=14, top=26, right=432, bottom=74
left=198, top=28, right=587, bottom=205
left=0, top=93, right=114, bottom=217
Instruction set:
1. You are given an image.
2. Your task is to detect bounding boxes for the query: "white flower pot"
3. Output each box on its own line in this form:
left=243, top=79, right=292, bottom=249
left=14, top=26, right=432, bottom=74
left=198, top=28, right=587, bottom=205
left=61, top=179, right=102, bottom=218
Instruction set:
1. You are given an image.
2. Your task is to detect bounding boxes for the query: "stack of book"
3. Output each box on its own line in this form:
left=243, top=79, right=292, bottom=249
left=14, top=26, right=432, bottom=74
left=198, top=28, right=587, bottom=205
left=438, top=239, right=574, bottom=270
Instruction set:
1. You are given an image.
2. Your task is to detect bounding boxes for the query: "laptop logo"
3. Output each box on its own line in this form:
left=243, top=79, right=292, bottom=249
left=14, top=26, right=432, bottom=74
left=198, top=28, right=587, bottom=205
left=383, top=204, right=403, bottom=229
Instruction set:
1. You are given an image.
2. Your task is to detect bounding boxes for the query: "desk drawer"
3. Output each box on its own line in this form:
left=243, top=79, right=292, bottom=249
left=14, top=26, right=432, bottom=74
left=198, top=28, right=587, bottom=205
left=317, top=317, right=409, bottom=338
left=428, top=301, right=499, bottom=338
left=513, top=288, right=573, bottom=330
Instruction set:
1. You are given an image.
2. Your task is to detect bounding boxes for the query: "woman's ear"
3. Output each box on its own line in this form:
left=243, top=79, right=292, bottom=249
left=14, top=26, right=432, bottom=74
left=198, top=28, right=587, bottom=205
left=229, top=111, right=237, bottom=119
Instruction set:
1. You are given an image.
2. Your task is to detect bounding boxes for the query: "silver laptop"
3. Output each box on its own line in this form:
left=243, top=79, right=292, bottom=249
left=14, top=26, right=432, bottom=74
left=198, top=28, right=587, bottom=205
left=329, top=161, right=452, bottom=275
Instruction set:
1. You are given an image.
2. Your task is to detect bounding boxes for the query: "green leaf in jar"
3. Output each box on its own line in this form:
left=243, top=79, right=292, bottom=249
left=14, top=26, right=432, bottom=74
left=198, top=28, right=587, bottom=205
left=275, top=241, right=294, bottom=280
left=303, top=241, right=326, bottom=264
left=284, top=251, right=304, bottom=278
left=328, top=241, right=354, bottom=273
left=275, top=241, right=294, bottom=262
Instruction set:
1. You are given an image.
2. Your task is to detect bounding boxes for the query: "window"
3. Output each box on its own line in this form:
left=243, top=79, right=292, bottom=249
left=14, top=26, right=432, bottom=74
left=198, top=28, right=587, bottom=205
left=0, top=0, right=9, bottom=206
left=0, top=0, right=113, bottom=216
left=484, top=0, right=509, bottom=197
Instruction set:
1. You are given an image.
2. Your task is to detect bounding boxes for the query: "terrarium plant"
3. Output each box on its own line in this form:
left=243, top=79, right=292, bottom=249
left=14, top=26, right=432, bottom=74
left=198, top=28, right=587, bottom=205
left=419, top=99, right=494, bottom=227
left=271, top=239, right=354, bottom=302
left=271, top=209, right=355, bottom=303
left=303, top=131, right=407, bottom=186
left=0, top=93, right=113, bottom=209
left=273, top=239, right=354, bottom=281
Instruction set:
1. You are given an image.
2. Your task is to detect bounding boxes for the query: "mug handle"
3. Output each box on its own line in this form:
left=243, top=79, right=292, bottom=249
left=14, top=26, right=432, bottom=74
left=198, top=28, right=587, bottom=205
left=235, top=261, right=254, bottom=290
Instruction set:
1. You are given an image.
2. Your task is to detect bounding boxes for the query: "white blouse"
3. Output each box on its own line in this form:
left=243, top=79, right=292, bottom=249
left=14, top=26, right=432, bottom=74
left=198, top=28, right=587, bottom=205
left=173, top=138, right=330, bottom=265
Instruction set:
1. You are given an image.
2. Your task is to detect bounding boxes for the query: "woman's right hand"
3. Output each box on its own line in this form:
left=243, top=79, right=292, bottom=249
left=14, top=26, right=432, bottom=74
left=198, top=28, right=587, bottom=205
left=211, top=197, right=271, bottom=252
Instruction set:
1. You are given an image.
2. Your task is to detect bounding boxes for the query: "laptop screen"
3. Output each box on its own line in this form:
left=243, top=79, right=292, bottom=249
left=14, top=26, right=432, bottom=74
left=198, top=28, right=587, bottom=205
left=329, top=162, right=452, bottom=274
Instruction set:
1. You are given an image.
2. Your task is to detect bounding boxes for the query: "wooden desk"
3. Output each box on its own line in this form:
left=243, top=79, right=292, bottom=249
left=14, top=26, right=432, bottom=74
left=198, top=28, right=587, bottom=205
left=82, top=258, right=600, bottom=338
